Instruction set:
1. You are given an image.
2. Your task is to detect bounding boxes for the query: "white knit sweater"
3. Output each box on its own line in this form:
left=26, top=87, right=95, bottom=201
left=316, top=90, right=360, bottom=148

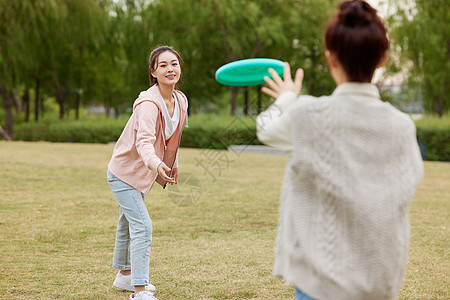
left=256, top=83, right=423, bottom=300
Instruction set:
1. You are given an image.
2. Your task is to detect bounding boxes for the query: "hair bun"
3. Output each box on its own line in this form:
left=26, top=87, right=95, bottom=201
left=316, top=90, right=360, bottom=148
left=338, top=0, right=376, bottom=27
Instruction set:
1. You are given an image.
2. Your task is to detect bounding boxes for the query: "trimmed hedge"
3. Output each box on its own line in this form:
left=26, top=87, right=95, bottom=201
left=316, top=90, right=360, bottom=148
left=180, top=116, right=261, bottom=149
left=415, top=117, right=450, bottom=162
left=10, top=115, right=450, bottom=161
left=11, top=115, right=262, bottom=149
left=12, top=120, right=125, bottom=144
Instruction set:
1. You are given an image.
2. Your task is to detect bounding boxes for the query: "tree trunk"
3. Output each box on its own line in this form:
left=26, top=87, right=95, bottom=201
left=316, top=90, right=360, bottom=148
left=40, top=94, right=44, bottom=118
left=0, top=84, right=14, bottom=137
left=56, top=84, right=65, bottom=119
left=230, top=86, right=238, bottom=116
left=35, top=79, right=40, bottom=121
left=243, top=87, right=249, bottom=116
left=75, top=92, right=80, bottom=120
left=105, top=107, right=111, bottom=118
left=105, top=97, right=111, bottom=118
left=257, top=86, right=262, bottom=114
left=0, top=125, right=11, bottom=140
left=13, top=91, right=22, bottom=114
left=427, top=79, right=444, bottom=117
left=23, top=88, right=30, bottom=122
left=434, top=95, right=443, bottom=117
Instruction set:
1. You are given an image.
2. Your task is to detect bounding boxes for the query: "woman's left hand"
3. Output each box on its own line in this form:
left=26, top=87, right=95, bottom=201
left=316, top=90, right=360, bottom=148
left=171, top=168, right=178, bottom=185
left=262, top=62, right=304, bottom=99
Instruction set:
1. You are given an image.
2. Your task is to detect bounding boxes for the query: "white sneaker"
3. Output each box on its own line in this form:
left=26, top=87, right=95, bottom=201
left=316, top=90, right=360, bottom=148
left=130, top=291, right=159, bottom=300
left=113, top=271, right=156, bottom=292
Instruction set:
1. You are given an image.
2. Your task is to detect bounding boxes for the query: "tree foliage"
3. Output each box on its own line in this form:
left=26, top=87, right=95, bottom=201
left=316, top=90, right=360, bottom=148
left=1, top=0, right=339, bottom=135
left=387, top=0, right=449, bottom=117
left=0, top=0, right=110, bottom=132
left=144, top=0, right=335, bottom=114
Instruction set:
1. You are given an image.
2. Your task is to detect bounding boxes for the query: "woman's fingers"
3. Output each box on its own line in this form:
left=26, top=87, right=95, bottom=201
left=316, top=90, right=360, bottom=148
left=158, top=163, right=175, bottom=183
left=159, top=163, right=171, bottom=174
left=172, top=168, right=178, bottom=185
left=293, top=68, right=304, bottom=94
left=261, top=86, right=279, bottom=99
left=264, top=75, right=278, bottom=92
left=268, top=68, right=283, bottom=85
left=283, top=62, right=293, bottom=83
left=262, top=63, right=303, bottom=99
left=162, top=173, right=176, bottom=183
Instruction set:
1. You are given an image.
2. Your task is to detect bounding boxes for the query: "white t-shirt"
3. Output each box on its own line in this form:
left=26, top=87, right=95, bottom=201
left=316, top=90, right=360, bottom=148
left=161, top=94, right=180, bottom=140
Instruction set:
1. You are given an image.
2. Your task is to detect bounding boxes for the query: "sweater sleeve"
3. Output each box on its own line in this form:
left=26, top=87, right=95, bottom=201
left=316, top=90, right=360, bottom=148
left=135, top=101, right=162, bottom=172
left=256, top=91, right=297, bottom=153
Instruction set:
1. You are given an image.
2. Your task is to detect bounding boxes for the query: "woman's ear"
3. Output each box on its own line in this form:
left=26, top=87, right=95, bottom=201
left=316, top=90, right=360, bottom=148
left=149, top=68, right=156, bottom=79
left=377, top=51, right=388, bottom=67
left=325, top=50, right=338, bottom=68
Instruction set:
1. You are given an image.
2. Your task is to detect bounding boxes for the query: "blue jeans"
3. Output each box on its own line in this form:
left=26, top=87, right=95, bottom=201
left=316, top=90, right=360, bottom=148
left=107, top=170, right=152, bottom=286
left=295, top=287, right=316, bottom=300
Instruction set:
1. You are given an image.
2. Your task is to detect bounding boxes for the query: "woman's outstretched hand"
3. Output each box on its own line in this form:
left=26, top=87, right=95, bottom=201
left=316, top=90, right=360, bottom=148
left=262, top=62, right=304, bottom=99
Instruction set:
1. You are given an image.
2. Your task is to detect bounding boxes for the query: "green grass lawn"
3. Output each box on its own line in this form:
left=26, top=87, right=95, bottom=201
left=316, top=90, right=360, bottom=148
left=0, top=142, right=448, bottom=299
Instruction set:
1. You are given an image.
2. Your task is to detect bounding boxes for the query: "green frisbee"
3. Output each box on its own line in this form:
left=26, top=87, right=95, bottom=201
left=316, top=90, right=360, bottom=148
left=215, top=58, right=284, bottom=87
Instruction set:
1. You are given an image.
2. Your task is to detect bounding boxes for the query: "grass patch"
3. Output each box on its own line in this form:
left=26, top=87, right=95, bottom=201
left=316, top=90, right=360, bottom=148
left=0, top=142, right=448, bottom=299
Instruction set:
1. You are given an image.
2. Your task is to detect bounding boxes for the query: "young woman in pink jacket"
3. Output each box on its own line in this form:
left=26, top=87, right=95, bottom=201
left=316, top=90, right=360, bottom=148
left=107, top=46, right=188, bottom=300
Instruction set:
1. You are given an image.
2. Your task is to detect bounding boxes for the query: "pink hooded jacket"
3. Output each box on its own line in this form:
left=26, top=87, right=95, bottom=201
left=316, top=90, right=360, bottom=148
left=108, top=84, right=188, bottom=194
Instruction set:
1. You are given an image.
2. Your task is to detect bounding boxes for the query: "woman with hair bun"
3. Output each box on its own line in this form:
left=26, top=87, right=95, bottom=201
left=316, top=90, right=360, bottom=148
left=257, top=1, right=423, bottom=299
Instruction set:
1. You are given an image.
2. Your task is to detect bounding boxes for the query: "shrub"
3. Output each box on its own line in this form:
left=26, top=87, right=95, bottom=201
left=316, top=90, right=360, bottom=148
left=12, top=119, right=125, bottom=144
left=415, top=116, right=450, bottom=161
left=11, top=114, right=262, bottom=149
left=12, top=114, right=448, bottom=161
left=181, top=114, right=261, bottom=149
